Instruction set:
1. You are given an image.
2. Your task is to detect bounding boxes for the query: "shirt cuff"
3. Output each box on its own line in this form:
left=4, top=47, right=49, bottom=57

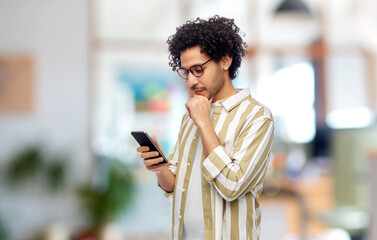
left=202, top=145, right=232, bottom=182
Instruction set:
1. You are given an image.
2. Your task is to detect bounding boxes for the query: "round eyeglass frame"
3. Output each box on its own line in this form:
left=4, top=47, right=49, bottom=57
left=176, top=58, right=212, bottom=79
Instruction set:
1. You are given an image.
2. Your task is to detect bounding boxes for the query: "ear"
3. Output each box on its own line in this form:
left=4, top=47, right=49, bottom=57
left=221, top=55, right=232, bottom=71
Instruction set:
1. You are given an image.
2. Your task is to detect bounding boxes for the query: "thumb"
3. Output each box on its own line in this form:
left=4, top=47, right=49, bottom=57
left=150, top=135, right=158, bottom=145
left=185, top=105, right=191, bottom=119
left=150, top=135, right=164, bottom=153
left=209, top=97, right=213, bottom=108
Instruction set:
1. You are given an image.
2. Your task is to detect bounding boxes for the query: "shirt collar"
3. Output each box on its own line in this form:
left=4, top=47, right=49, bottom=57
left=211, top=88, right=251, bottom=113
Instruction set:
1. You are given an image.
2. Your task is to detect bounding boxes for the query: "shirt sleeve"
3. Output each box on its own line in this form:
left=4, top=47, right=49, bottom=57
left=158, top=113, right=189, bottom=197
left=202, top=114, right=274, bottom=201
left=158, top=140, right=179, bottom=197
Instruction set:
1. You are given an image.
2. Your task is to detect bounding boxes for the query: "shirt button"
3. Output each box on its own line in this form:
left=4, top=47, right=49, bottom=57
left=179, top=215, right=182, bottom=219
left=193, top=136, right=196, bottom=140
left=182, top=189, right=185, bottom=192
left=187, top=162, right=191, bottom=167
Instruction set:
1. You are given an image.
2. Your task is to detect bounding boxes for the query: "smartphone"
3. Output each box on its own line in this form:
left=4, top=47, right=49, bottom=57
left=131, top=131, right=168, bottom=164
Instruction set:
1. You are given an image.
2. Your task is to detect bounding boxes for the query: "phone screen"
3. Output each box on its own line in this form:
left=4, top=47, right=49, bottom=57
left=131, top=131, right=168, bottom=164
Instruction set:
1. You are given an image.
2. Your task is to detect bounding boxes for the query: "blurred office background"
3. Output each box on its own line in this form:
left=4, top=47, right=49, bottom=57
left=0, top=0, right=377, bottom=239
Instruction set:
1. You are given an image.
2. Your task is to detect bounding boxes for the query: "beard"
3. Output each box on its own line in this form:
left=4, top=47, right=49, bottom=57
left=189, top=66, right=226, bottom=100
left=207, top=68, right=225, bottom=100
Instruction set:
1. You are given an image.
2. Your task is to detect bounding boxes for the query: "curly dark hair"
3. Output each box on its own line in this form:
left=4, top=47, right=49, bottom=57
left=167, top=15, right=247, bottom=80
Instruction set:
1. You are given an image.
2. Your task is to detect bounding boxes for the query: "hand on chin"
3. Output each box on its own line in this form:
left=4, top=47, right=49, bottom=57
left=185, top=95, right=212, bottom=128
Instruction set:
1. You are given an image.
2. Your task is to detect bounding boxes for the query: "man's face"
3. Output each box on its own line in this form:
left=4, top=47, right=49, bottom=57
left=180, top=46, right=225, bottom=101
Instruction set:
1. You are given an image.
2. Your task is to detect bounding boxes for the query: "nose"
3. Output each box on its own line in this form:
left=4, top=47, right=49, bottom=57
left=187, top=72, right=198, bottom=88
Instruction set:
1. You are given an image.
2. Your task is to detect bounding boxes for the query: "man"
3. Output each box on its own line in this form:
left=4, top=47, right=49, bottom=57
left=137, top=15, right=274, bottom=240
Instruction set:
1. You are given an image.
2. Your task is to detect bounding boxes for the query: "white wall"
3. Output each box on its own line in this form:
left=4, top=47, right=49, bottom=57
left=0, top=0, right=89, bottom=238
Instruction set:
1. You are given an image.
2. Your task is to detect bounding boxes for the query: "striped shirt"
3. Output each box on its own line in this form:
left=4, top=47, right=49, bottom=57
left=165, top=88, right=274, bottom=240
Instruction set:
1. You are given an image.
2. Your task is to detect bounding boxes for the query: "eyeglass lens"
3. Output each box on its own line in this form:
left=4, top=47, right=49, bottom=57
left=178, top=66, right=203, bottom=79
left=177, top=58, right=212, bottom=79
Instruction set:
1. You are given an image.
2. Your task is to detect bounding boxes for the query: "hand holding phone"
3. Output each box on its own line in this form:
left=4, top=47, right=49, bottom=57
left=131, top=131, right=168, bottom=164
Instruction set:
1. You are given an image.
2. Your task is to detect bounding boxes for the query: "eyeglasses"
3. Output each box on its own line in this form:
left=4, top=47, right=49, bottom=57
left=177, top=58, right=212, bottom=79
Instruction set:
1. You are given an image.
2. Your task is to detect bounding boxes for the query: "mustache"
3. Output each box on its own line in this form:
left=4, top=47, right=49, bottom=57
left=190, top=87, right=212, bottom=100
left=190, top=87, right=206, bottom=91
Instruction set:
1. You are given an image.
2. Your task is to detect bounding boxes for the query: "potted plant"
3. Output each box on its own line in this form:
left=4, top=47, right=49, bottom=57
left=76, top=158, right=135, bottom=240
left=4, top=145, right=70, bottom=191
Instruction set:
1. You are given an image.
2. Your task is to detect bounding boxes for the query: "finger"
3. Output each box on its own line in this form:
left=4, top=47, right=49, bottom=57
left=137, top=146, right=150, bottom=152
left=141, top=151, right=160, bottom=159
left=146, top=163, right=169, bottom=172
left=144, top=157, right=165, bottom=167
left=193, top=95, right=207, bottom=101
